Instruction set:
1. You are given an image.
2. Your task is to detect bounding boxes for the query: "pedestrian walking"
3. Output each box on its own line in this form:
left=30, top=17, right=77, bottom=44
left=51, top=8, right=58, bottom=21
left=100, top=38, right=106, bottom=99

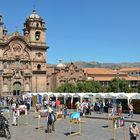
left=63, top=104, right=67, bottom=119
left=12, top=101, right=18, bottom=126
left=129, top=122, right=139, bottom=140
left=128, top=103, right=134, bottom=118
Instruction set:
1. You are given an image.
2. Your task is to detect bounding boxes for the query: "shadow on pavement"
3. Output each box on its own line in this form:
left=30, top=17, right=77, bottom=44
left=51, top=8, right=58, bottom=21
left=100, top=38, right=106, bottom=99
left=102, top=125, right=109, bottom=128
left=64, top=132, right=77, bottom=136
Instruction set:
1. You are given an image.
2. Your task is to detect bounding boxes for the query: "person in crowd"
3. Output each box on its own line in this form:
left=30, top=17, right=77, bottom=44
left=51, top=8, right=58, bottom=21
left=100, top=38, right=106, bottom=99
left=47, top=105, right=56, bottom=133
left=81, top=100, right=88, bottom=116
left=97, top=101, right=100, bottom=113
left=51, top=100, right=56, bottom=110
left=0, top=111, right=8, bottom=130
left=63, top=104, right=67, bottom=119
left=100, top=101, right=104, bottom=113
left=43, top=100, right=49, bottom=109
left=129, top=122, right=139, bottom=140
left=27, top=98, right=31, bottom=111
left=56, top=99, right=60, bottom=112
left=117, top=102, right=122, bottom=115
left=6, top=97, right=10, bottom=106
left=75, top=100, right=80, bottom=112
left=15, top=98, right=19, bottom=108
left=36, top=102, right=41, bottom=112
left=10, top=97, right=13, bottom=106
left=11, top=101, right=18, bottom=126
left=128, top=103, right=134, bottom=118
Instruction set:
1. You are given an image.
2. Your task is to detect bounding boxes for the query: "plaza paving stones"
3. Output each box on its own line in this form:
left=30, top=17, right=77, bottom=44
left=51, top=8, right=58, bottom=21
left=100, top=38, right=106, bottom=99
left=0, top=111, right=139, bottom=140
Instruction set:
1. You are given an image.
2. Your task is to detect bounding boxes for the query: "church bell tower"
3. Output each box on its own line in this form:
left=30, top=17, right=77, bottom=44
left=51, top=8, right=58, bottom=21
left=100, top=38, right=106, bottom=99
left=23, top=10, right=46, bottom=46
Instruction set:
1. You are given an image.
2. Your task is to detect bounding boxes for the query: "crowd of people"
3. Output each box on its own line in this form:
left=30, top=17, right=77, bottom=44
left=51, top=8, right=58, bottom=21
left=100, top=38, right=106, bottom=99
left=0, top=96, right=139, bottom=139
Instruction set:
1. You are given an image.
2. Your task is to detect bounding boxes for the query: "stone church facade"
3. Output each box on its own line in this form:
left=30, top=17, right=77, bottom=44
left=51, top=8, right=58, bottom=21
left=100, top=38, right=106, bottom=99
left=0, top=10, right=85, bottom=97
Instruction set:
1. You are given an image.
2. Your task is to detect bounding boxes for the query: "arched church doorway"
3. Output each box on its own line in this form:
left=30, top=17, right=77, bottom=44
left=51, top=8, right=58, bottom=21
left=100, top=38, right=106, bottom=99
left=13, top=82, right=21, bottom=96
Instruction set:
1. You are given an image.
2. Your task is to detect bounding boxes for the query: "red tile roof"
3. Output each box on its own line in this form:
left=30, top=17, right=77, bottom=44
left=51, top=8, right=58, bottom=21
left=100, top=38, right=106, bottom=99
left=120, top=68, right=140, bottom=72
left=84, top=68, right=125, bottom=75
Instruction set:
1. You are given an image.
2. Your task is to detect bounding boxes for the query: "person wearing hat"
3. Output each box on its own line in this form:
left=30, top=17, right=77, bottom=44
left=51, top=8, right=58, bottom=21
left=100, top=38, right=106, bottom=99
left=129, top=122, right=139, bottom=140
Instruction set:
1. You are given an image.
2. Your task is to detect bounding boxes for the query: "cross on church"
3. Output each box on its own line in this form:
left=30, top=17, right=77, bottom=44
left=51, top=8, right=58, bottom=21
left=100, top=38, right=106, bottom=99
left=16, top=26, right=18, bottom=32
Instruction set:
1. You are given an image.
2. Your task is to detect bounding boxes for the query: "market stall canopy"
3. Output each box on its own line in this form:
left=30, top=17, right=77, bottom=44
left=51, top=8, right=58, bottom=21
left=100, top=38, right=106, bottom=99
left=104, top=93, right=117, bottom=98
left=116, top=93, right=128, bottom=99
left=130, top=93, right=140, bottom=99
left=23, top=92, right=140, bottom=100
left=94, top=93, right=105, bottom=98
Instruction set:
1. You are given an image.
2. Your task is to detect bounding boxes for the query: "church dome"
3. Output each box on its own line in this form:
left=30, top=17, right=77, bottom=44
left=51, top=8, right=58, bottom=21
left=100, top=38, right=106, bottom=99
left=56, top=60, right=66, bottom=68
left=29, top=10, right=40, bottom=19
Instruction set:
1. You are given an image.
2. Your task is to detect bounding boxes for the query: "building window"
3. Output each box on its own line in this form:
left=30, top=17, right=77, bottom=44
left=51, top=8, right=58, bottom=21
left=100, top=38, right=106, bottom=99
left=15, top=60, right=20, bottom=68
left=3, top=61, right=7, bottom=69
left=36, top=23, right=39, bottom=27
left=3, top=84, right=8, bottom=92
left=35, top=31, right=40, bottom=40
left=25, top=83, right=30, bottom=91
left=37, top=64, right=41, bottom=70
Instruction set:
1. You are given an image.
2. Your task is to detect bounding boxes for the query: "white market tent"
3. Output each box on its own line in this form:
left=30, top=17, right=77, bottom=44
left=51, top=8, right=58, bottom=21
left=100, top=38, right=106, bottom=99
left=23, top=92, right=140, bottom=105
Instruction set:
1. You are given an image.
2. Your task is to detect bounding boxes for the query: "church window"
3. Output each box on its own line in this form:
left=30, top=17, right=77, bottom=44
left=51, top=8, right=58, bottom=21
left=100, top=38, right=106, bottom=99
left=3, top=84, right=8, bottom=92
left=25, top=83, right=30, bottom=91
left=35, top=31, right=40, bottom=40
left=25, top=62, right=29, bottom=69
left=3, top=61, right=7, bottom=69
left=36, top=23, right=39, bottom=27
left=15, top=59, right=20, bottom=68
left=37, top=64, right=41, bottom=70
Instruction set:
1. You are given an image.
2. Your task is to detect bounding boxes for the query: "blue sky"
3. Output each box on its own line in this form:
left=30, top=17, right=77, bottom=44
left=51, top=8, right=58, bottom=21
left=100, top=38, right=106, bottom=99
left=0, top=0, right=140, bottom=64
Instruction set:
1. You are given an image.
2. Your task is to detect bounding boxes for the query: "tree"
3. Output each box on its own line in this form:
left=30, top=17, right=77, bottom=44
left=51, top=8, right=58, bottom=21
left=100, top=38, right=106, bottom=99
left=119, top=79, right=130, bottom=93
left=108, top=78, right=120, bottom=93
left=56, top=80, right=106, bottom=93
left=108, top=78, right=131, bottom=93
left=76, top=82, right=86, bottom=92
left=137, top=82, right=140, bottom=93
left=55, top=82, right=77, bottom=93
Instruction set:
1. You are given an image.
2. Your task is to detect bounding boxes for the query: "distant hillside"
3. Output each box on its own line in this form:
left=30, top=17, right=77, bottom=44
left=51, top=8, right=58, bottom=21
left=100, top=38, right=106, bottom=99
left=73, top=61, right=140, bottom=69
left=48, top=61, right=140, bottom=69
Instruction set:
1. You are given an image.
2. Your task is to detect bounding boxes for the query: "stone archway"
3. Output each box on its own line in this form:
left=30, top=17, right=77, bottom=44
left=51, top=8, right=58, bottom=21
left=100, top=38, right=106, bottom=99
left=13, top=82, right=21, bottom=96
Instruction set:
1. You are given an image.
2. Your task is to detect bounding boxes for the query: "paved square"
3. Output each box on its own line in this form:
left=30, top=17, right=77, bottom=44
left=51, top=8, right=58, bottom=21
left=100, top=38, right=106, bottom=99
left=0, top=112, right=137, bottom=140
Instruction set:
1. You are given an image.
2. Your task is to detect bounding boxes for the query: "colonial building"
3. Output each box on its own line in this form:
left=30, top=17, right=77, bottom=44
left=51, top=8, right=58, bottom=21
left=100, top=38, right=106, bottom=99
left=0, top=10, right=85, bottom=96
left=0, top=10, right=48, bottom=96
left=84, top=67, right=140, bottom=88
left=47, top=61, right=85, bottom=92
